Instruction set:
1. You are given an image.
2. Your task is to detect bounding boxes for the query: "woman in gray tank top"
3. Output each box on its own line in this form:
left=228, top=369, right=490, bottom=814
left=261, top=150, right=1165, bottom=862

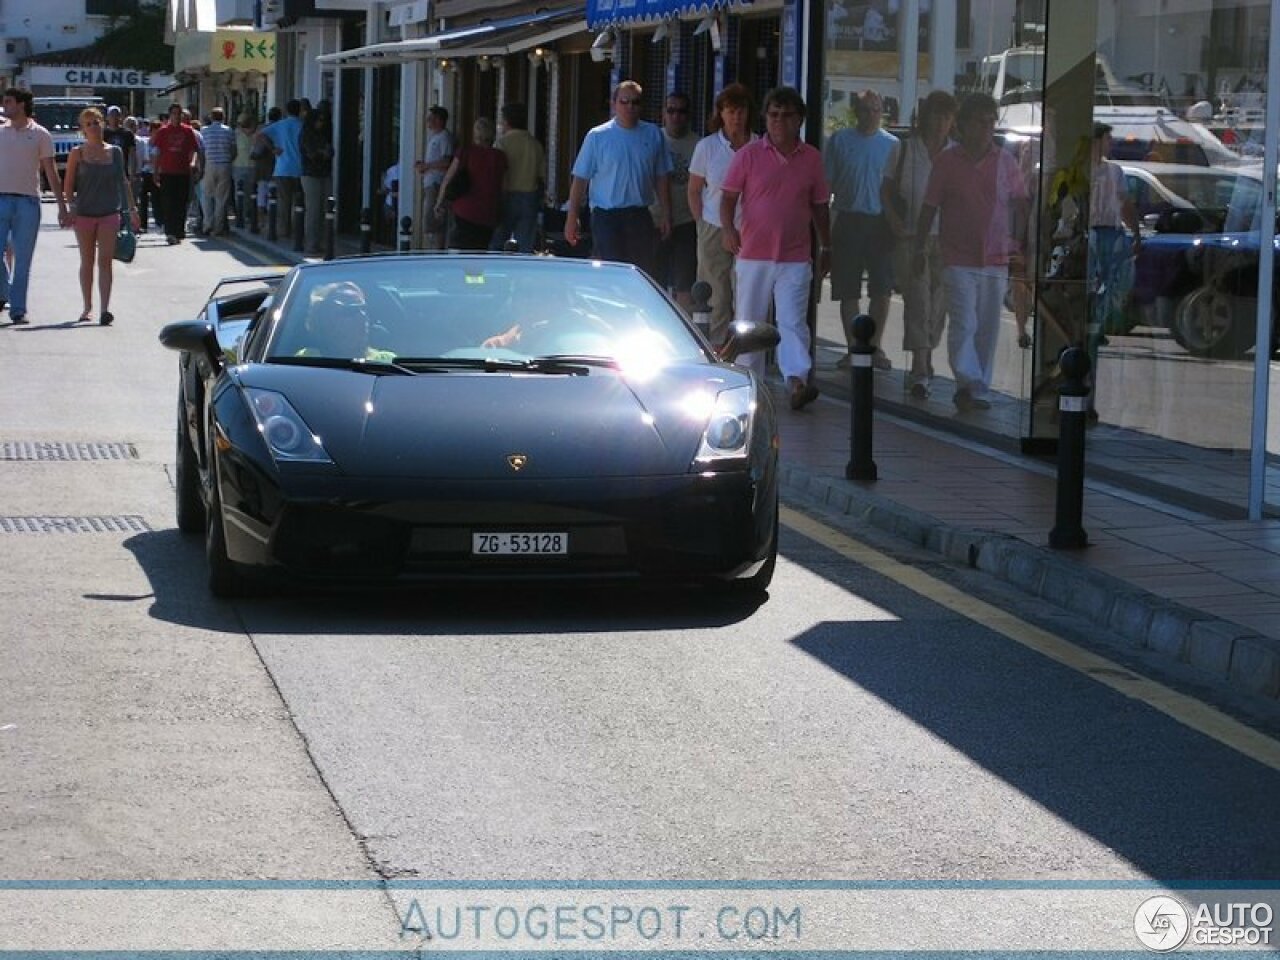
left=64, top=106, right=140, bottom=325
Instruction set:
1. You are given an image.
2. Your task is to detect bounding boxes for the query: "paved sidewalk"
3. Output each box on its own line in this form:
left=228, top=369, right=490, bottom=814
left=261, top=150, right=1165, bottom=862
left=224, top=226, right=1280, bottom=703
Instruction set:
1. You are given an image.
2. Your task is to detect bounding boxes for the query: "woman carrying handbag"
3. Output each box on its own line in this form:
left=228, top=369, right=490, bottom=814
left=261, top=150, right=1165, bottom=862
left=63, top=106, right=140, bottom=325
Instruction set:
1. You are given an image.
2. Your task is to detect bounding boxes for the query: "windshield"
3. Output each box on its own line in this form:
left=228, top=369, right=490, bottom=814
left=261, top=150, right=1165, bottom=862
left=266, top=258, right=706, bottom=368
left=33, top=103, right=97, bottom=133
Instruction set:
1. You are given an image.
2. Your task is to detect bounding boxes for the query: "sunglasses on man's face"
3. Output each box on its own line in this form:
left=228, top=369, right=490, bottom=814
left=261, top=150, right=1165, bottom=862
left=665, top=107, right=688, bottom=114
left=616, top=98, right=643, bottom=106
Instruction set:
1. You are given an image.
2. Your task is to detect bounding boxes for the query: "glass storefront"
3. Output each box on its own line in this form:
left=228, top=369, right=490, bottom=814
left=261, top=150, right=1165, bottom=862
left=818, top=0, right=1277, bottom=516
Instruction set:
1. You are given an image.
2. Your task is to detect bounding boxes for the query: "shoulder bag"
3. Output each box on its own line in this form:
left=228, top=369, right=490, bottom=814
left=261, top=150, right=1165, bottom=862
left=113, top=148, right=137, bottom=264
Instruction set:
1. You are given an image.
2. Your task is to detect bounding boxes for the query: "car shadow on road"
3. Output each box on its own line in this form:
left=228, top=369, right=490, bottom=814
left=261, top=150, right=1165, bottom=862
left=787, top=612, right=1280, bottom=882
left=119, top=529, right=767, bottom=634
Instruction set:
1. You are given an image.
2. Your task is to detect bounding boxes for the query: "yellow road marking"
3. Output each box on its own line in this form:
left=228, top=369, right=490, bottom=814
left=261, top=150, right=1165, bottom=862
left=781, top=505, right=1280, bottom=773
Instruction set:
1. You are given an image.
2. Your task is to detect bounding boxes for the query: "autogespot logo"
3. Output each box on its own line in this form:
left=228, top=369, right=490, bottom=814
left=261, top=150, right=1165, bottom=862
left=1135, top=896, right=1191, bottom=952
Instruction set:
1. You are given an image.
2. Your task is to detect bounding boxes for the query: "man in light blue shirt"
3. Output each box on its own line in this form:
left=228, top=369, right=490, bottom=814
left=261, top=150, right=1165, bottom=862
left=565, top=81, right=673, bottom=279
left=824, top=89, right=898, bottom=368
left=262, top=99, right=303, bottom=239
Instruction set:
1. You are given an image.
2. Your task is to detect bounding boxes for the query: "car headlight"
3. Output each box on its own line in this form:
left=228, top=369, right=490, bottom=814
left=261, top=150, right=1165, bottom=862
left=244, top=388, right=334, bottom=463
left=693, top=384, right=754, bottom=467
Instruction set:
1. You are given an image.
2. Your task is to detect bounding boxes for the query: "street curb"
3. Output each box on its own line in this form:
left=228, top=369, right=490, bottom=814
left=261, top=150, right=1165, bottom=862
left=779, top=463, right=1279, bottom=702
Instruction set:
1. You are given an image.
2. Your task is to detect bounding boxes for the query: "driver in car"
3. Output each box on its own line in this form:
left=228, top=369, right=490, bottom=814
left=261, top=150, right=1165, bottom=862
left=298, top=281, right=397, bottom=361
left=481, top=273, right=612, bottom=354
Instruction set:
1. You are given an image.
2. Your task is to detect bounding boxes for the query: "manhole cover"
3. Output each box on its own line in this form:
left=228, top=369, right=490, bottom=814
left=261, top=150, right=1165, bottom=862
left=0, top=442, right=138, bottom=461
left=0, top=515, right=152, bottom=534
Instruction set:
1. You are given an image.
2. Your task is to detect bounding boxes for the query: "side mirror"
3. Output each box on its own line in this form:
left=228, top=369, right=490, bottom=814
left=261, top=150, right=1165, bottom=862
left=159, top=320, right=224, bottom=372
left=719, top=322, right=781, bottom=363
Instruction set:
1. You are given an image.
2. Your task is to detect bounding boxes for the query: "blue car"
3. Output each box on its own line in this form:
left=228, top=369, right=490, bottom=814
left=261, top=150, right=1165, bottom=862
left=1125, top=161, right=1279, bottom=360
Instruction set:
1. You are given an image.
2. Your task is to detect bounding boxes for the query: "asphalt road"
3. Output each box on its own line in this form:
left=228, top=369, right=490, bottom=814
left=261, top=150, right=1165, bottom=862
left=1, top=207, right=1277, bottom=947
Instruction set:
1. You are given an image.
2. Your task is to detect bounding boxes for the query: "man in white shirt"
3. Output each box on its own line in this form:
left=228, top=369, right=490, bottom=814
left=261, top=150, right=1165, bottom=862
left=414, top=106, right=455, bottom=250
left=687, top=83, right=756, bottom=346
left=0, top=88, right=69, bottom=324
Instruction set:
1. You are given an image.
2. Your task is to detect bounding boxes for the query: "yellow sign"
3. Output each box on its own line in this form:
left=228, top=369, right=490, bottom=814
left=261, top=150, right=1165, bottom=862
left=211, top=30, right=277, bottom=73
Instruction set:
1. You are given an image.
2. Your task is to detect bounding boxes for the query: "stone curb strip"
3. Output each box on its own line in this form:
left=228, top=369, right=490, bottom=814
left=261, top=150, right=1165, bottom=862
left=779, top=464, right=1280, bottom=702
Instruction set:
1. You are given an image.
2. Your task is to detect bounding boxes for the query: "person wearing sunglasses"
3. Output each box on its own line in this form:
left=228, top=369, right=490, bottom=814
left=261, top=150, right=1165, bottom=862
left=649, top=92, right=699, bottom=311
left=565, top=81, right=673, bottom=280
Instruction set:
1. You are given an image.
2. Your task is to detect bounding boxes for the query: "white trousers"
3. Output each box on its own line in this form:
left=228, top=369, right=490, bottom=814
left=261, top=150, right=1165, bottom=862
left=734, top=258, right=813, bottom=382
left=943, top=265, right=1008, bottom=397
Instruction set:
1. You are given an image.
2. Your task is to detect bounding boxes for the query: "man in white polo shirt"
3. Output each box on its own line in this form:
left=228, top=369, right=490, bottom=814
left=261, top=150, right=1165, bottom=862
left=0, top=88, right=69, bottom=324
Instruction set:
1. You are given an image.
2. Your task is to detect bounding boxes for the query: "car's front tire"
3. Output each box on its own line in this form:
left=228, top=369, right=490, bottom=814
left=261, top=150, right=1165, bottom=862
left=175, top=393, right=205, bottom=534
left=205, top=453, right=248, bottom=598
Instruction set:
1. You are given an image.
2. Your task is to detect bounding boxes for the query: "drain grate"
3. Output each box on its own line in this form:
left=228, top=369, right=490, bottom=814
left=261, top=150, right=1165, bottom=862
left=0, top=515, right=152, bottom=534
left=0, top=441, right=139, bottom=461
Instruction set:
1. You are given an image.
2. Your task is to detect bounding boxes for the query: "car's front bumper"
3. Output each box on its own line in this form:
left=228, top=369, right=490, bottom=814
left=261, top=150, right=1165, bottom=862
left=217, top=467, right=777, bottom=585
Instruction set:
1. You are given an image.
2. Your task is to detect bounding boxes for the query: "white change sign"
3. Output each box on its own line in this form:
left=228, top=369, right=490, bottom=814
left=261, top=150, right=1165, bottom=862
left=27, top=65, right=175, bottom=89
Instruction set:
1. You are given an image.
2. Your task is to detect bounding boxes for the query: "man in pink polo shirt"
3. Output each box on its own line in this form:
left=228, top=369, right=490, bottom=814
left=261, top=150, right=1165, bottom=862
left=720, top=86, right=831, bottom=411
left=915, top=93, right=1028, bottom=411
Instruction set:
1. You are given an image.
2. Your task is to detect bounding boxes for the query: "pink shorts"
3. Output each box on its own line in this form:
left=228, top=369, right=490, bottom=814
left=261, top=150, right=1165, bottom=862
left=75, top=212, right=121, bottom=230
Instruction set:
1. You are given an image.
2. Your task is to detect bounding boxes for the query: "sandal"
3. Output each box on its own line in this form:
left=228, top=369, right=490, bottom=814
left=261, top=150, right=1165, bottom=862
left=78, top=312, right=92, bottom=323
left=99, top=311, right=114, bottom=326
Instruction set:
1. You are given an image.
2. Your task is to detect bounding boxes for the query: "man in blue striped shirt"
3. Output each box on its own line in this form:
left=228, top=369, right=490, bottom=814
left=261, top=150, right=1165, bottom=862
left=199, top=107, right=237, bottom=235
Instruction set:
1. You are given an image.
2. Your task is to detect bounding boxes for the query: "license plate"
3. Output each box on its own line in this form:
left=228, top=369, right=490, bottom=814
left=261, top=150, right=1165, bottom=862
left=472, top=532, right=568, bottom=556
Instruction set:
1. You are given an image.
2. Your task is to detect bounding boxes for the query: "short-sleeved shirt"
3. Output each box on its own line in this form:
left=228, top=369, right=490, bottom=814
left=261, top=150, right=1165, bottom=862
left=1090, top=159, right=1127, bottom=229
left=689, top=130, right=758, bottom=229
left=883, top=136, right=952, bottom=236
left=722, top=137, right=828, bottom=263
left=102, top=125, right=137, bottom=175
left=451, top=145, right=507, bottom=228
left=233, top=129, right=255, bottom=169
left=571, top=118, right=672, bottom=210
left=136, top=134, right=153, bottom=173
left=201, top=121, right=237, bottom=165
left=422, top=128, right=456, bottom=188
left=0, top=120, right=54, bottom=196
left=262, top=115, right=303, bottom=177
left=824, top=126, right=898, bottom=214
left=150, top=122, right=201, bottom=176
left=496, top=128, right=545, bottom=193
left=651, top=130, right=698, bottom=226
left=923, top=141, right=1028, bottom=268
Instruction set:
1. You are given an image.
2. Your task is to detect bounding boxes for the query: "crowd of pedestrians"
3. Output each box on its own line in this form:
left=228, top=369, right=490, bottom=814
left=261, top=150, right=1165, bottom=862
left=1, top=79, right=1056, bottom=415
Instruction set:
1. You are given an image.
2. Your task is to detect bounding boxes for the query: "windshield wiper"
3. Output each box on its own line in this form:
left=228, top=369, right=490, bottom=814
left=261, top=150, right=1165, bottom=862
left=269, top=356, right=418, bottom=375
left=529, top=354, right=620, bottom=370
left=392, top=356, right=593, bottom=376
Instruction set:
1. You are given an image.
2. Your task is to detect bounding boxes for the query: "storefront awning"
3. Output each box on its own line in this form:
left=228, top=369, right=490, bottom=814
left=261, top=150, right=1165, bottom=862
left=316, top=5, right=584, bottom=68
left=586, top=0, right=740, bottom=30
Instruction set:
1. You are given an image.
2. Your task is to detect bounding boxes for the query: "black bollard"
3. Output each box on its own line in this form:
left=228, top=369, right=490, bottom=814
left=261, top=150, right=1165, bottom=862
left=234, top=178, right=245, bottom=229
left=845, top=313, right=878, bottom=484
left=324, top=196, right=336, bottom=261
left=504, top=237, right=520, bottom=254
left=293, top=196, right=305, bottom=252
left=690, top=280, right=713, bottom=343
left=1049, top=346, right=1091, bottom=549
left=398, top=215, right=413, bottom=254
left=359, top=207, right=373, bottom=254
left=267, top=183, right=278, bottom=243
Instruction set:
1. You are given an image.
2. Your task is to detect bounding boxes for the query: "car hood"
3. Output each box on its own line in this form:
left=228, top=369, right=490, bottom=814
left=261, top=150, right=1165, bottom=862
left=236, top=364, right=752, bottom=478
